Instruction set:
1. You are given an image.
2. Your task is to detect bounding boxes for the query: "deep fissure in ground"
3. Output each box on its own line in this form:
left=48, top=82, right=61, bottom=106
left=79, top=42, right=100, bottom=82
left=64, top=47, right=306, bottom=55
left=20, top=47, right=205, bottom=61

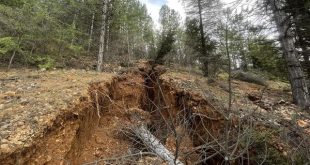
left=2, top=62, right=228, bottom=164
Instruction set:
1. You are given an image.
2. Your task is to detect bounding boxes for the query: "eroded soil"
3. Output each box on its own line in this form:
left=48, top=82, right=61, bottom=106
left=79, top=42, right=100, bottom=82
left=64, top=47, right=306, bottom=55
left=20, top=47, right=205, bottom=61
left=1, top=62, right=310, bottom=164
left=0, top=69, right=114, bottom=164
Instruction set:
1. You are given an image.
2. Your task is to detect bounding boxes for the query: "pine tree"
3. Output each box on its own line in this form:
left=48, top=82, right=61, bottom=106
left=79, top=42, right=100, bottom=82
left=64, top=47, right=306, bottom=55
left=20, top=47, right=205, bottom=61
left=266, top=0, right=309, bottom=108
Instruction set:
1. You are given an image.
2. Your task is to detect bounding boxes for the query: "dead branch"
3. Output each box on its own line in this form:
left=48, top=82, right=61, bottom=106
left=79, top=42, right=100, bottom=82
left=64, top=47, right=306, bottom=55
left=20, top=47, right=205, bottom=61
left=95, top=90, right=101, bottom=119
left=132, top=124, right=184, bottom=165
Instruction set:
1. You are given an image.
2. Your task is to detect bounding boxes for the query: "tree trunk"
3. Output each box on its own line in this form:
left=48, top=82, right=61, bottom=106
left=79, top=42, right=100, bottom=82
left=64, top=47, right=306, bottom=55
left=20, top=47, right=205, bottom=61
left=70, top=13, right=77, bottom=47
left=105, top=17, right=110, bottom=53
left=305, top=54, right=310, bottom=79
left=269, top=0, right=309, bottom=108
left=7, top=36, right=21, bottom=71
left=104, top=0, right=110, bottom=53
left=87, top=12, right=95, bottom=53
left=224, top=16, right=232, bottom=164
left=232, top=54, right=238, bottom=70
left=132, top=124, right=184, bottom=165
left=7, top=50, right=17, bottom=70
left=198, top=0, right=208, bottom=77
left=97, top=0, right=108, bottom=72
left=106, top=0, right=112, bottom=53
left=301, top=45, right=310, bottom=80
left=241, top=47, right=248, bottom=71
left=126, top=27, right=131, bottom=64
left=302, top=46, right=310, bottom=93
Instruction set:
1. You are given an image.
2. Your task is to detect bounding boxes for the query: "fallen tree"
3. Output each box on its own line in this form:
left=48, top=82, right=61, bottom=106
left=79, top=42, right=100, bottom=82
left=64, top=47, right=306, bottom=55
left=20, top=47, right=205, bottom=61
left=132, top=124, right=184, bottom=165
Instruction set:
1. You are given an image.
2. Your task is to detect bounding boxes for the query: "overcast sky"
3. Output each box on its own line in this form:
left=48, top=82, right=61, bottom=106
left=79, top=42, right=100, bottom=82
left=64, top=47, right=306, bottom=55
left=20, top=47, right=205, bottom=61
left=138, top=0, right=237, bottom=29
left=138, top=0, right=186, bottom=29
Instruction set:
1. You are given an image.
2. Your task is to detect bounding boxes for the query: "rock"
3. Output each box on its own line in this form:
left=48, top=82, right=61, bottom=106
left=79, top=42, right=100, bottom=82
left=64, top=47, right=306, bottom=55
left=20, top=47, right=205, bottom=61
left=94, top=148, right=103, bottom=157
left=278, top=99, right=286, bottom=105
left=95, top=136, right=105, bottom=144
left=219, top=82, right=229, bottom=92
left=0, top=144, right=9, bottom=150
left=248, top=94, right=260, bottom=102
left=297, top=120, right=308, bottom=128
left=1, top=139, right=9, bottom=143
left=3, top=91, right=16, bottom=98
left=0, top=104, right=4, bottom=110
left=46, top=155, right=52, bottom=162
left=14, top=140, right=23, bottom=145
left=40, top=68, right=46, bottom=72
left=20, top=99, right=29, bottom=105
left=16, top=121, right=25, bottom=126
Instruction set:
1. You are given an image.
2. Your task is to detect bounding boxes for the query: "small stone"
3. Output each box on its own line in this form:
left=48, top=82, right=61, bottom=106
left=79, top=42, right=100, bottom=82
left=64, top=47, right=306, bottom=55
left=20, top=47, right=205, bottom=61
left=0, top=144, right=9, bottom=150
left=46, top=155, right=52, bottom=162
left=95, top=137, right=104, bottom=144
left=1, top=139, right=9, bottom=143
left=16, top=121, right=25, bottom=126
left=94, top=148, right=103, bottom=157
left=60, top=160, right=66, bottom=165
left=278, top=99, right=286, bottom=104
left=0, top=104, right=4, bottom=110
left=14, top=141, right=23, bottom=145
left=20, top=99, right=29, bottom=105
left=297, top=120, right=308, bottom=128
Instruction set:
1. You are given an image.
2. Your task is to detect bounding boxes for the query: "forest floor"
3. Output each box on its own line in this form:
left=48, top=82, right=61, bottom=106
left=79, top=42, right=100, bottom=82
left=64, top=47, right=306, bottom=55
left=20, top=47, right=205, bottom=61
left=0, top=61, right=310, bottom=164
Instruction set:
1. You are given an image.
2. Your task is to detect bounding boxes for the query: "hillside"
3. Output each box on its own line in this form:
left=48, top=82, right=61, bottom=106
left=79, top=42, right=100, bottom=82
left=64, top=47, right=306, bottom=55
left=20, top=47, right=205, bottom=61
left=0, top=61, right=309, bottom=164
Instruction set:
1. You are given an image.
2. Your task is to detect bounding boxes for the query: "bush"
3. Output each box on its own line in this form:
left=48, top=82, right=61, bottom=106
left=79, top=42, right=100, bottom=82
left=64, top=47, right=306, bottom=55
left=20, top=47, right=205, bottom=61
left=249, top=129, right=309, bottom=165
left=69, top=45, right=84, bottom=55
left=0, top=37, right=18, bottom=54
left=28, top=55, right=55, bottom=70
left=249, top=130, right=288, bottom=165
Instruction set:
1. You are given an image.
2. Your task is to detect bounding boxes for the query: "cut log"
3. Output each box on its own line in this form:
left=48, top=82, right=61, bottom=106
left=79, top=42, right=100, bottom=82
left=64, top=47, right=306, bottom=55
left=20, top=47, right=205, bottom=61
left=132, top=124, right=184, bottom=165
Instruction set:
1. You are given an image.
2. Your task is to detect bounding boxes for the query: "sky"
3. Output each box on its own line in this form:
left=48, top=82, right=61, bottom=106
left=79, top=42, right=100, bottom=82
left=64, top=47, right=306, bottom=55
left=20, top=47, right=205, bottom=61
left=138, top=0, right=186, bottom=29
left=138, top=0, right=275, bottom=39
left=138, top=0, right=238, bottom=29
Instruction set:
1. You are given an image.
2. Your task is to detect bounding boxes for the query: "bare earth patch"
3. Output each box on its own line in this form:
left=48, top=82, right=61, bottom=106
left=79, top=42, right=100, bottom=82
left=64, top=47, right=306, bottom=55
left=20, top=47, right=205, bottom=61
left=0, top=69, right=114, bottom=162
left=0, top=64, right=309, bottom=164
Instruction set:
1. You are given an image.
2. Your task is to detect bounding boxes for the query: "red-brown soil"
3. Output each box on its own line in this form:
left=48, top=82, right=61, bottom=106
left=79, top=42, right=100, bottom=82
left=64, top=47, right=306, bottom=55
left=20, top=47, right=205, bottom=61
left=0, top=62, right=309, bottom=164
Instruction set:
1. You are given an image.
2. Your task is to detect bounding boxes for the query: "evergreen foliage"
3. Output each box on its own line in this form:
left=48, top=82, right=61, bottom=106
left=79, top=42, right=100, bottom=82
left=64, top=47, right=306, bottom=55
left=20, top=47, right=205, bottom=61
left=0, top=0, right=155, bottom=69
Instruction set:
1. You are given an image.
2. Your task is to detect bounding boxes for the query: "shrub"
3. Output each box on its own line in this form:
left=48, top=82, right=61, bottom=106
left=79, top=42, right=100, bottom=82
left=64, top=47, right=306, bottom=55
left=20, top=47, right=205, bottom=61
left=0, top=37, right=18, bottom=54
left=28, top=55, right=55, bottom=70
